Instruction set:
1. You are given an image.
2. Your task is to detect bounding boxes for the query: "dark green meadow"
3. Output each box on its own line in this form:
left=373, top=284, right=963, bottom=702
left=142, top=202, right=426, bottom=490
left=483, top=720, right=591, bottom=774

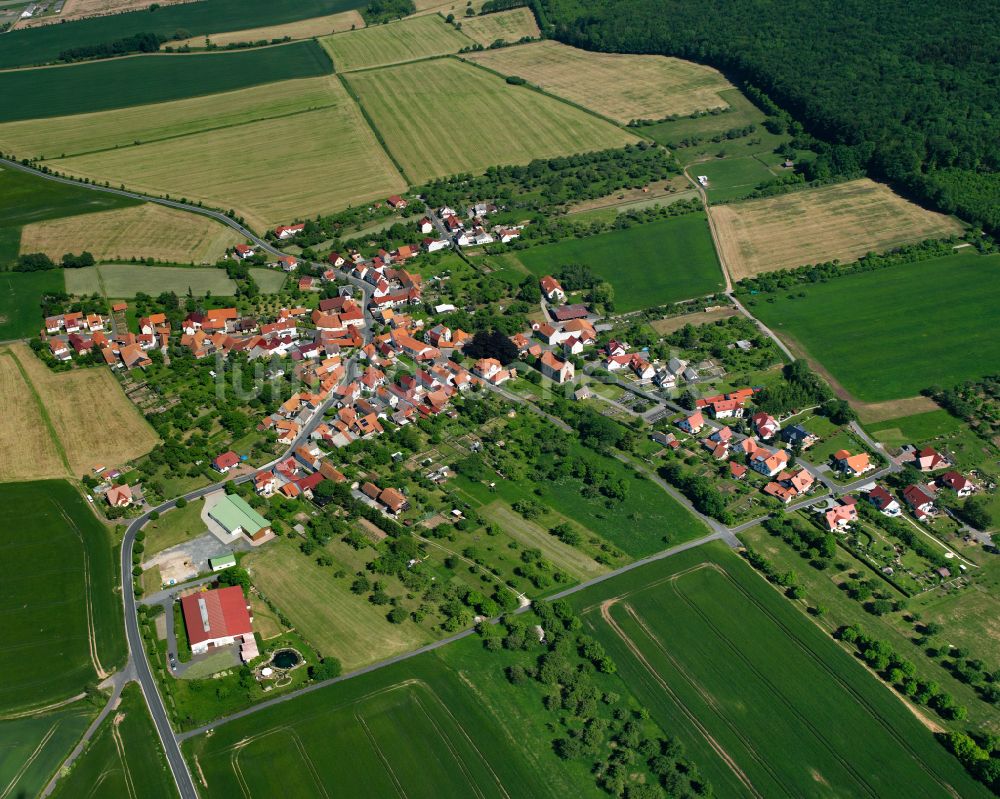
left=0, top=704, right=96, bottom=799
left=0, top=165, right=140, bottom=227
left=50, top=683, right=175, bottom=799
left=0, top=480, right=125, bottom=713
left=572, top=542, right=990, bottom=798
left=517, top=213, right=724, bottom=312
left=0, top=41, right=332, bottom=123
left=0, top=0, right=361, bottom=69
left=185, top=645, right=605, bottom=799
left=742, top=252, right=1000, bottom=402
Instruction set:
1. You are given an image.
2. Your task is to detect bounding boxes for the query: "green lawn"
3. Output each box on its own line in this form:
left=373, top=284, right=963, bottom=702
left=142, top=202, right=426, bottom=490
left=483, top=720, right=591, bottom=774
left=866, top=409, right=965, bottom=447
left=573, top=542, right=991, bottom=798
left=695, top=155, right=779, bottom=202
left=517, top=214, right=725, bottom=312
left=742, top=253, right=1000, bottom=401
left=143, top=499, right=208, bottom=556
left=0, top=705, right=96, bottom=799
left=0, top=269, right=64, bottom=338
left=0, top=41, right=332, bottom=122
left=0, top=480, right=126, bottom=713
left=0, top=164, right=140, bottom=227
left=454, top=438, right=707, bottom=558
left=50, top=684, right=176, bottom=799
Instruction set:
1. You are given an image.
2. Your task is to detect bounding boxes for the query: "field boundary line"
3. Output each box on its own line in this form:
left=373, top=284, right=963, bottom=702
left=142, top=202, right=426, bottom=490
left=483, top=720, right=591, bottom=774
left=336, top=72, right=412, bottom=185
left=0, top=719, right=58, bottom=799
left=43, top=102, right=345, bottom=162
left=454, top=54, right=646, bottom=136
left=410, top=692, right=488, bottom=799
left=413, top=684, right=510, bottom=799
left=2, top=349, right=70, bottom=473
left=696, top=560, right=965, bottom=798
left=354, top=710, right=408, bottom=798
left=58, top=505, right=107, bottom=679
left=110, top=719, right=137, bottom=799
left=663, top=572, right=877, bottom=797
left=593, top=595, right=762, bottom=797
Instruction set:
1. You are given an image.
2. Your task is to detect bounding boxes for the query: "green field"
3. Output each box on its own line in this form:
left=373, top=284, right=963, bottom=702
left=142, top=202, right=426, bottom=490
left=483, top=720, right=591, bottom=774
left=0, top=42, right=332, bottom=123
left=0, top=269, right=65, bottom=338
left=573, top=543, right=991, bottom=798
left=185, top=638, right=607, bottom=799
left=320, top=14, right=473, bottom=72
left=453, top=436, right=707, bottom=558
left=0, top=164, right=141, bottom=266
left=516, top=213, right=724, bottom=311
left=50, top=683, right=176, bottom=799
left=0, top=480, right=126, bottom=714
left=695, top=155, right=780, bottom=202
left=867, top=409, right=965, bottom=447
left=0, top=0, right=362, bottom=69
left=0, top=705, right=96, bottom=799
left=743, top=252, right=1000, bottom=401
left=345, top=57, right=637, bottom=183
left=63, top=263, right=262, bottom=298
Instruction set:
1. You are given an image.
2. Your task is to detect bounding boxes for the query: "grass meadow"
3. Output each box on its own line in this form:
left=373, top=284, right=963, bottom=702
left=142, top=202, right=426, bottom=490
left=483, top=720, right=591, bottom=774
left=22, top=204, right=241, bottom=264
left=0, top=41, right=332, bottom=123
left=0, top=0, right=358, bottom=68
left=0, top=269, right=64, bottom=339
left=711, top=178, right=965, bottom=279
left=0, top=349, right=68, bottom=479
left=50, top=683, right=175, bottom=799
left=516, top=214, right=724, bottom=311
left=465, top=41, right=731, bottom=123
left=0, top=480, right=125, bottom=714
left=695, top=155, right=780, bottom=202
left=743, top=252, right=1000, bottom=401
left=460, top=7, right=540, bottom=46
left=346, top=57, right=637, bottom=183
left=172, top=9, right=365, bottom=49
left=53, top=86, right=406, bottom=231
left=574, top=543, right=991, bottom=798
left=243, top=537, right=431, bottom=671
left=320, top=14, right=473, bottom=72
left=0, top=705, right=96, bottom=799
left=66, top=264, right=238, bottom=298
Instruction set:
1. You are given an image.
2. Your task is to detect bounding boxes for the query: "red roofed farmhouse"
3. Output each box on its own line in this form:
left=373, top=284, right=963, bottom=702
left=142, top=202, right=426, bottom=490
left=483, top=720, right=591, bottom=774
left=180, top=586, right=256, bottom=660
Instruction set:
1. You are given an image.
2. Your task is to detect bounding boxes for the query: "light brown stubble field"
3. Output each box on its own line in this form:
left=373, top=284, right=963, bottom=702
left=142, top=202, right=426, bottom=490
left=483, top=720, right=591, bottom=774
left=10, top=343, right=159, bottom=475
left=170, top=10, right=365, bottom=49
left=465, top=40, right=732, bottom=123
left=710, top=178, right=965, bottom=280
left=20, top=204, right=241, bottom=264
left=0, top=351, right=66, bottom=481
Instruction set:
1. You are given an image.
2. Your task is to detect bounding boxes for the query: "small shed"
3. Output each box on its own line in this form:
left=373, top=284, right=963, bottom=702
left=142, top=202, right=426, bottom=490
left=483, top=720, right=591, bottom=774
left=209, top=553, right=237, bottom=572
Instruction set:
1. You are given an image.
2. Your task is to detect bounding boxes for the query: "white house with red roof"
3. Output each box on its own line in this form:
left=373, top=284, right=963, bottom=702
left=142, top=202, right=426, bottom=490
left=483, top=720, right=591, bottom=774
left=677, top=410, right=705, bottom=434
left=902, top=484, right=936, bottom=519
left=867, top=485, right=901, bottom=516
left=213, top=450, right=240, bottom=473
left=275, top=223, right=305, bottom=239
left=539, top=275, right=565, bottom=302
left=938, top=471, right=974, bottom=497
left=180, top=586, right=255, bottom=660
left=539, top=351, right=574, bottom=384
left=915, top=447, right=949, bottom=472
left=824, top=497, right=858, bottom=531
left=751, top=412, right=780, bottom=440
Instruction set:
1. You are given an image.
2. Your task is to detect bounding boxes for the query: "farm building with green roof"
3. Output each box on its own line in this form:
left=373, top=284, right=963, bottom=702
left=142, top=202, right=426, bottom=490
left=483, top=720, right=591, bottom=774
left=208, top=494, right=272, bottom=544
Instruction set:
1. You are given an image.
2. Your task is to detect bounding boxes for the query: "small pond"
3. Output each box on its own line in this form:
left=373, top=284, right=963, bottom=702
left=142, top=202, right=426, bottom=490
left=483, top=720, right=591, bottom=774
left=271, top=649, right=301, bottom=669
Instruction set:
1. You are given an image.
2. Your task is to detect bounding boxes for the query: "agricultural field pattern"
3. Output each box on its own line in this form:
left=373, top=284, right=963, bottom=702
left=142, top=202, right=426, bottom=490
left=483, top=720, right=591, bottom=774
left=3, top=1, right=999, bottom=799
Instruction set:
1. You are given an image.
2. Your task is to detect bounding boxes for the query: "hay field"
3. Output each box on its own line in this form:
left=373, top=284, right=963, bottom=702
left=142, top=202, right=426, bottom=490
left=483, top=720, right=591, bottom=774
left=460, top=8, right=539, bottom=46
left=649, top=306, right=738, bottom=335
left=21, top=204, right=241, bottom=264
left=52, top=92, right=406, bottom=231
left=10, top=342, right=159, bottom=474
left=65, top=264, right=238, bottom=298
left=171, top=9, right=364, bottom=48
left=711, top=178, right=966, bottom=279
left=320, top=14, right=472, bottom=72
left=0, top=75, right=345, bottom=160
left=0, top=351, right=66, bottom=481
left=347, top=58, right=637, bottom=183
left=465, top=41, right=731, bottom=123
left=245, top=539, right=428, bottom=670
